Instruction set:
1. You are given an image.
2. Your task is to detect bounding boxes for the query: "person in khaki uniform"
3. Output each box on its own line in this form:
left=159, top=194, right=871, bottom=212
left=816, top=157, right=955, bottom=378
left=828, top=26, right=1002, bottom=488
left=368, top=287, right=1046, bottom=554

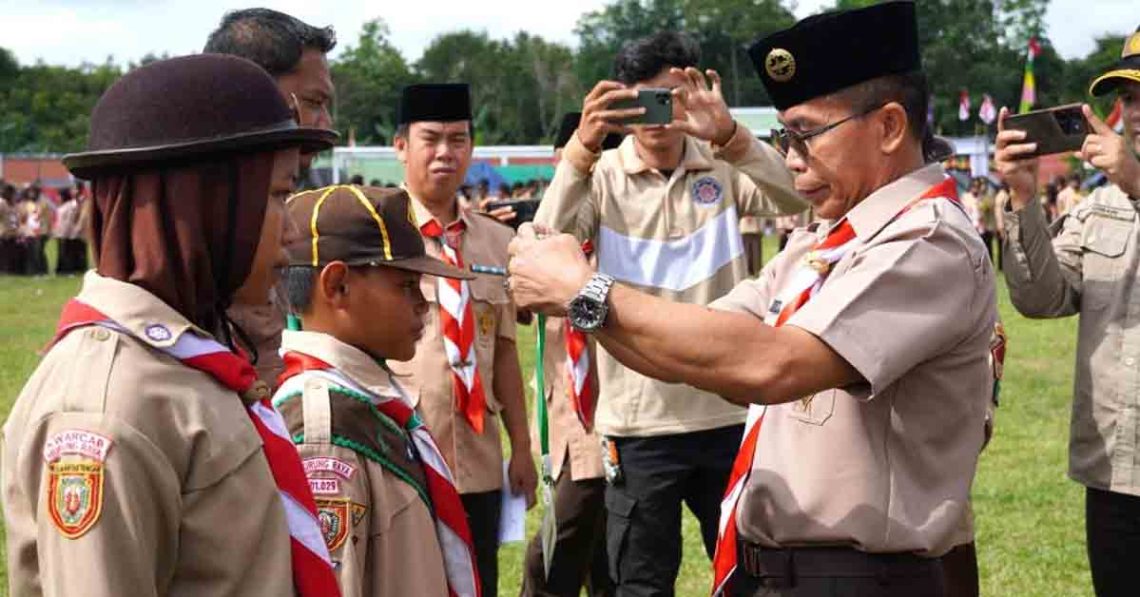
left=273, top=185, right=480, bottom=596
left=508, top=4, right=997, bottom=596
left=386, top=83, right=537, bottom=597
left=520, top=114, right=617, bottom=597
left=995, top=26, right=1140, bottom=597
left=1, top=54, right=340, bottom=597
left=205, top=8, right=339, bottom=383
left=536, top=31, right=806, bottom=593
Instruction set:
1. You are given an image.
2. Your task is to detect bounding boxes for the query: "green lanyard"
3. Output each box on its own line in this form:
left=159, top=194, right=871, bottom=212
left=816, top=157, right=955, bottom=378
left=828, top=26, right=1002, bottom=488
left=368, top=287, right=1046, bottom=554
left=535, top=314, right=551, bottom=482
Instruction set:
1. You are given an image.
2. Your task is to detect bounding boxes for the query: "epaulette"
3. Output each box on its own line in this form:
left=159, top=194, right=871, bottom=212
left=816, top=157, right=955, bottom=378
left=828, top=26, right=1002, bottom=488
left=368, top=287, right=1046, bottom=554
left=276, top=381, right=430, bottom=506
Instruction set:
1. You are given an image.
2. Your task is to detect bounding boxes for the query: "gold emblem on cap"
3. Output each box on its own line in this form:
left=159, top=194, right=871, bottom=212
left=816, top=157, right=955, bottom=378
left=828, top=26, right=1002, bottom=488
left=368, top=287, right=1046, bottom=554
left=765, top=48, right=796, bottom=83
left=1126, top=32, right=1140, bottom=58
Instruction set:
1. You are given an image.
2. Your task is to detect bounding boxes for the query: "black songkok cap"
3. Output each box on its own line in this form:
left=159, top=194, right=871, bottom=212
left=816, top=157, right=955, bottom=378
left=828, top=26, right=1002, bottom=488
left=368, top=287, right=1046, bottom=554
left=398, top=83, right=472, bottom=125
left=553, top=112, right=623, bottom=151
left=747, top=1, right=921, bottom=111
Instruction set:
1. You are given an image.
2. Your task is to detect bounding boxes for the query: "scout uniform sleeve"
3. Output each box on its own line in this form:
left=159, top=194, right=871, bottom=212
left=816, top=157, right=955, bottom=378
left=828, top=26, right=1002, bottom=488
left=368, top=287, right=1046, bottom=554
left=7, top=416, right=179, bottom=597
left=789, top=212, right=988, bottom=395
left=715, top=121, right=807, bottom=218
left=1001, top=192, right=1086, bottom=318
left=534, top=133, right=604, bottom=242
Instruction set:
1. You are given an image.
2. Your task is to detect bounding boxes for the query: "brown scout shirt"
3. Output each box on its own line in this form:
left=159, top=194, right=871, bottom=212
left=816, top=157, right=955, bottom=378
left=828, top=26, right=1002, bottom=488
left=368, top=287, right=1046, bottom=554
left=386, top=197, right=518, bottom=494
left=273, top=330, right=450, bottom=597
left=537, top=124, right=806, bottom=437
left=2, top=272, right=294, bottom=596
left=712, top=164, right=997, bottom=556
left=1003, top=183, right=1140, bottom=496
left=533, top=317, right=604, bottom=482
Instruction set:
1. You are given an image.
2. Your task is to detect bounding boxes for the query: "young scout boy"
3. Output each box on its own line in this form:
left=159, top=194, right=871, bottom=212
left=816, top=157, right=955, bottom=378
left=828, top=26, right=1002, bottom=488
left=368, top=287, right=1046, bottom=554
left=274, top=184, right=482, bottom=597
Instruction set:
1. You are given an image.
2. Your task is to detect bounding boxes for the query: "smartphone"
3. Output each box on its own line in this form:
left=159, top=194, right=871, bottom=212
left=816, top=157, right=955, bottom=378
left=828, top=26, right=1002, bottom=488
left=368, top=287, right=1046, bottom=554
left=611, top=88, right=673, bottom=125
left=484, top=199, right=540, bottom=230
left=1003, top=104, right=1089, bottom=157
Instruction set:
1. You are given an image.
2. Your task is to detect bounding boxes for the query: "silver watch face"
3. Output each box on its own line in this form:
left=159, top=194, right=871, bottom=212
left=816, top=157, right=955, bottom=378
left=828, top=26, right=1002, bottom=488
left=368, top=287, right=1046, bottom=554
left=569, top=295, right=607, bottom=331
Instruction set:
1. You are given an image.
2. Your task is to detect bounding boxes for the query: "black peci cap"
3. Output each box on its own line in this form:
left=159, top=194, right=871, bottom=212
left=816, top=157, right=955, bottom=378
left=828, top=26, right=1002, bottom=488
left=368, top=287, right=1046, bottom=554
left=398, top=83, right=472, bottom=125
left=747, top=1, right=921, bottom=111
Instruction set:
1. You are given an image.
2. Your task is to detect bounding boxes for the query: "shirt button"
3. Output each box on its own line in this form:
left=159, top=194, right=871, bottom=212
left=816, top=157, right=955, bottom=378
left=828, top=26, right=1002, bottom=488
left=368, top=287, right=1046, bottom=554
left=1126, top=357, right=1136, bottom=367
left=92, top=328, right=111, bottom=342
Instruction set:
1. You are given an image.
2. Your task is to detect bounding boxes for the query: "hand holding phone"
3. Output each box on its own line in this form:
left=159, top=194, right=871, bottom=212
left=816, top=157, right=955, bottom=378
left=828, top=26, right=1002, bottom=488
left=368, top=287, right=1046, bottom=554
left=610, top=89, right=674, bottom=126
left=1001, top=103, right=1089, bottom=158
left=1078, top=104, right=1140, bottom=198
left=577, top=81, right=643, bottom=152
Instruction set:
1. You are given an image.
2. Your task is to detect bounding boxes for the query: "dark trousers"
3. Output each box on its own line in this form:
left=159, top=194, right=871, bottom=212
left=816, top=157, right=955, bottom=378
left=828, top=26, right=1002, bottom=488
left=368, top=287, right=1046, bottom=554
left=462, top=490, right=502, bottom=597
left=606, top=424, right=743, bottom=596
left=0, top=238, right=16, bottom=273
left=24, top=237, right=47, bottom=275
left=1086, top=487, right=1140, bottom=597
left=940, top=542, right=978, bottom=597
left=55, top=238, right=87, bottom=274
left=742, top=233, right=763, bottom=278
left=728, top=546, right=945, bottom=597
left=521, top=462, right=613, bottom=597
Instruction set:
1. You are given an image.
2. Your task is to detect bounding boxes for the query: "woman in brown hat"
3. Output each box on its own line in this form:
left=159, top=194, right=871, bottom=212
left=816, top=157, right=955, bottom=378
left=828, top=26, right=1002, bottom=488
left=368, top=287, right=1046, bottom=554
left=1, top=54, right=340, bottom=597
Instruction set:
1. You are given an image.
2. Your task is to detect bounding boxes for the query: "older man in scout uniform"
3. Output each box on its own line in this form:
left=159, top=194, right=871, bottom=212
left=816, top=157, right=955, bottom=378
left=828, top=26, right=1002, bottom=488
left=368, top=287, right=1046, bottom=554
left=206, top=7, right=338, bottom=382
left=2, top=54, right=340, bottom=596
left=519, top=113, right=619, bottom=597
left=386, top=83, right=537, bottom=597
left=273, top=185, right=480, bottom=597
left=508, top=3, right=998, bottom=596
left=536, top=30, right=806, bottom=594
left=995, top=25, right=1140, bottom=597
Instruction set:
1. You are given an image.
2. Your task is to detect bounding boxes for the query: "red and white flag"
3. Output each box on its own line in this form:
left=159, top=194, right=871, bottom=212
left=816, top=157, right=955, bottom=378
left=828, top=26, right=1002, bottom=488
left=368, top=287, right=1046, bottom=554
left=958, top=90, right=971, bottom=122
left=978, top=94, right=997, bottom=125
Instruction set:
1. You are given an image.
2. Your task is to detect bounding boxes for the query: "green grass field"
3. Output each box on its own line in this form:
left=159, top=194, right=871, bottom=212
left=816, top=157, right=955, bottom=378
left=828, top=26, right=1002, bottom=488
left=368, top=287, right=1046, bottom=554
left=0, top=238, right=1091, bottom=596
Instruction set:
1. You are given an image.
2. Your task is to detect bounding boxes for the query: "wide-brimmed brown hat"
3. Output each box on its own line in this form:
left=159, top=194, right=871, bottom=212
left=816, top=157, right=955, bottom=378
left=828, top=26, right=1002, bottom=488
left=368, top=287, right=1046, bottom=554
left=1089, top=28, right=1140, bottom=97
left=286, top=185, right=474, bottom=280
left=64, top=54, right=338, bottom=179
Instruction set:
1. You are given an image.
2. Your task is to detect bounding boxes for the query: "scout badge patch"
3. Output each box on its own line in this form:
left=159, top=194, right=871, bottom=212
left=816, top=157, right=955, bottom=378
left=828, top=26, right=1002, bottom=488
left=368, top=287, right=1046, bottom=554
left=315, top=498, right=352, bottom=552
left=43, top=429, right=112, bottom=539
left=691, top=176, right=724, bottom=207
left=534, top=314, right=557, bottom=578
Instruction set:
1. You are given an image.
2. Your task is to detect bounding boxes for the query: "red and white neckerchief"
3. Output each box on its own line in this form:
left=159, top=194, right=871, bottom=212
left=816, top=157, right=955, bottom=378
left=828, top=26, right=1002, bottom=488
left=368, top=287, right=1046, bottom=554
left=51, top=299, right=340, bottom=597
left=421, top=218, right=488, bottom=433
left=278, top=351, right=481, bottom=597
left=564, top=239, right=596, bottom=429
left=710, top=176, right=960, bottom=596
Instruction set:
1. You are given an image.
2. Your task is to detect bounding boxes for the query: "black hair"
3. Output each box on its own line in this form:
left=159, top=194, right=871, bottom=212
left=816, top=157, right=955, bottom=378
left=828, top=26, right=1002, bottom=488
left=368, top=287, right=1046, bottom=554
left=613, top=31, right=700, bottom=85
left=283, top=266, right=318, bottom=313
left=349, top=174, right=365, bottom=186
left=832, top=71, right=929, bottom=142
left=204, top=8, right=336, bottom=77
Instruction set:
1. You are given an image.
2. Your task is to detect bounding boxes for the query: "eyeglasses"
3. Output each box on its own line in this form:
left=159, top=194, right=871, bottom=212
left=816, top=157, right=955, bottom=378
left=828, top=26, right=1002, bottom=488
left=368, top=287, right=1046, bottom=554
left=770, top=104, right=884, bottom=158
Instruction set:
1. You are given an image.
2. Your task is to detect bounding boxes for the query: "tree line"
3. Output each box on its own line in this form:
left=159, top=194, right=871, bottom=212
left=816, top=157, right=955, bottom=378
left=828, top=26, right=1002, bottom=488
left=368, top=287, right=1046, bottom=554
left=0, top=0, right=1127, bottom=153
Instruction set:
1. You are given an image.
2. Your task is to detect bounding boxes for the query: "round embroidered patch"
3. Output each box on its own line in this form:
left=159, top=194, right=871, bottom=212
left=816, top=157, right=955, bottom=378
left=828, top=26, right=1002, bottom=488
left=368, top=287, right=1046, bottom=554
left=144, top=324, right=172, bottom=342
left=692, top=177, right=724, bottom=206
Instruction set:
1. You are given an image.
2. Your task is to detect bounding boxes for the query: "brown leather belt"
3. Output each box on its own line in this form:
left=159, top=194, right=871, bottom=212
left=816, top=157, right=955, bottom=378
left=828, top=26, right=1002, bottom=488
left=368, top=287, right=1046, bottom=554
left=739, top=542, right=941, bottom=585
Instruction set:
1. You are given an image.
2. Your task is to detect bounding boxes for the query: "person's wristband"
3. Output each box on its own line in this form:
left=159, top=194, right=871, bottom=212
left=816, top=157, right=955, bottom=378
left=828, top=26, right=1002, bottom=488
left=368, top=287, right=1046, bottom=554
left=714, top=121, right=738, bottom=147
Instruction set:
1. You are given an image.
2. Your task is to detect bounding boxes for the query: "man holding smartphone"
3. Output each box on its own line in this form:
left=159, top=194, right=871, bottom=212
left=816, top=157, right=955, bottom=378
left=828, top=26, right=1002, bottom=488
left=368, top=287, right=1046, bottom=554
left=996, top=26, right=1140, bottom=597
left=535, top=31, right=805, bottom=594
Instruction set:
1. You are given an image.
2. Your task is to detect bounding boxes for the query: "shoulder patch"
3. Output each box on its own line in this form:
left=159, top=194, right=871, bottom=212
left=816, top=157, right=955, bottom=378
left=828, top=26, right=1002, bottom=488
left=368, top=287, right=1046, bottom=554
left=315, top=497, right=351, bottom=552
left=43, top=430, right=112, bottom=539
left=303, top=456, right=357, bottom=480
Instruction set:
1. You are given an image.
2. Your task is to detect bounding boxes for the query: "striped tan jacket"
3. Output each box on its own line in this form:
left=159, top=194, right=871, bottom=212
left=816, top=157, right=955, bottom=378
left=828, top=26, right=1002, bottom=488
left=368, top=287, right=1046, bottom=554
left=536, top=124, right=806, bottom=437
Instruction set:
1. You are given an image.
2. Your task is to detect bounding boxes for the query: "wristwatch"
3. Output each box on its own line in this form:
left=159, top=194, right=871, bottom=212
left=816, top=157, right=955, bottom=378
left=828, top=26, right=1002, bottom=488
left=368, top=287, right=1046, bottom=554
left=568, top=273, right=615, bottom=332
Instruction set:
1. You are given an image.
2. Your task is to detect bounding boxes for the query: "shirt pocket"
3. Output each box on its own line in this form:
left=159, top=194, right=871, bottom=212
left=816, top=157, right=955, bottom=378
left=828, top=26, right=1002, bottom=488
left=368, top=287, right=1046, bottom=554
left=788, top=390, right=837, bottom=426
left=468, top=277, right=509, bottom=414
left=1080, top=215, right=1132, bottom=310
